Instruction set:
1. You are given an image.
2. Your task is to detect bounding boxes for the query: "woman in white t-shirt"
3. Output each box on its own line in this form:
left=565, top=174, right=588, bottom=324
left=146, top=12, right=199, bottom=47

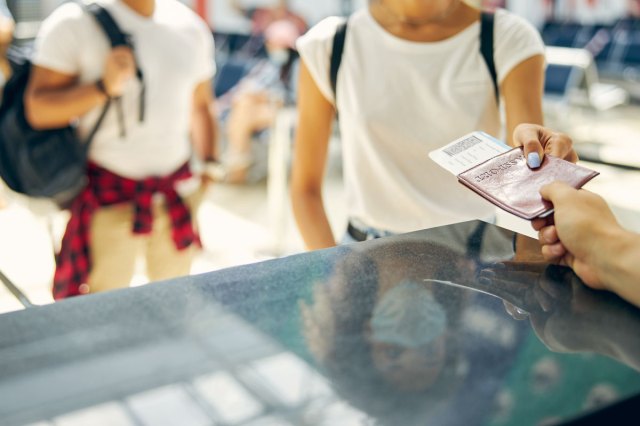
left=291, top=0, right=577, bottom=250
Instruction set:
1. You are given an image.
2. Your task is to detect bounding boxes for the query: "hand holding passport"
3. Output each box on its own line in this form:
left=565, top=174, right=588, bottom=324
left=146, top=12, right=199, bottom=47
left=429, top=132, right=599, bottom=220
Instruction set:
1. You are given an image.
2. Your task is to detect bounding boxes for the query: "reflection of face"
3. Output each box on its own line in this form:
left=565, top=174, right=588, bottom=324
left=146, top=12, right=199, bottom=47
left=366, top=272, right=451, bottom=391
left=302, top=241, right=469, bottom=400
left=371, top=334, right=447, bottom=391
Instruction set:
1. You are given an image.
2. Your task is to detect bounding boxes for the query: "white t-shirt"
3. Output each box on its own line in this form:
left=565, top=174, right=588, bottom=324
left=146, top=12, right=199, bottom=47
left=32, top=0, right=215, bottom=179
left=296, top=8, right=544, bottom=234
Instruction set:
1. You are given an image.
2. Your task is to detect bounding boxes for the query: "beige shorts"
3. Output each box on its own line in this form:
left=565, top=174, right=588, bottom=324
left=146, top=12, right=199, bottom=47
left=87, top=187, right=204, bottom=294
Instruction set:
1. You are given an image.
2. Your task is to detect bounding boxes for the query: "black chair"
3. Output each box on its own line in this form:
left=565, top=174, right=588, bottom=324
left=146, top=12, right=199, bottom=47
left=545, top=46, right=627, bottom=114
left=545, top=63, right=581, bottom=97
left=542, top=21, right=583, bottom=47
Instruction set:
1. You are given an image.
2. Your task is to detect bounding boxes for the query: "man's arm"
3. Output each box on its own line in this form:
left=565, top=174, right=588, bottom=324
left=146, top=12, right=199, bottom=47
left=533, top=181, right=640, bottom=308
left=191, top=79, right=218, bottom=162
left=25, top=66, right=107, bottom=129
left=25, top=46, right=135, bottom=129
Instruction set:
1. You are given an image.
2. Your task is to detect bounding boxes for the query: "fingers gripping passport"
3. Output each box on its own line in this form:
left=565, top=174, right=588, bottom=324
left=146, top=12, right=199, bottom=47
left=429, top=132, right=599, bottom=220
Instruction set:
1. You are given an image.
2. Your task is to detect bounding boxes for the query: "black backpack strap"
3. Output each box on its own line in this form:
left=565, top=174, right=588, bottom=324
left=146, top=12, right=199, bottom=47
left=480, top=12, right=499, bottom=105
left=85, top=2, right=146, bottom=128
left=85, top=2, right=131, bottom=48
left=82, top=100, right=113, bottom=152
left=330, top=19, right=348, bottom=106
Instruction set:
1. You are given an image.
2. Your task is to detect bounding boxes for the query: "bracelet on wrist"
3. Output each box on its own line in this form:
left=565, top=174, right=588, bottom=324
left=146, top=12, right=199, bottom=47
left=95, top=79, right=110, bottom=98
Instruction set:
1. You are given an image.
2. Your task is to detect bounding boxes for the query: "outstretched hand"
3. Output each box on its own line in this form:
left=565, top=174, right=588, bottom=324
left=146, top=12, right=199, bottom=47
left=531, top=182, right=619, bottom=290
left=513, top=123, right=578, bottom=168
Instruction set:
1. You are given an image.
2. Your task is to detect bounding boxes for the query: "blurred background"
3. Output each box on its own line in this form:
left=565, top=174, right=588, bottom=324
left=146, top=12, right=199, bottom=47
left=1, top=0, right=639, bottom=313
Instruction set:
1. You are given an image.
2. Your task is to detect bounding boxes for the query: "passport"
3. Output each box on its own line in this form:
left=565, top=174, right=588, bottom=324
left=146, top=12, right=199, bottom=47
left=457, top=147, right=600, bottom=220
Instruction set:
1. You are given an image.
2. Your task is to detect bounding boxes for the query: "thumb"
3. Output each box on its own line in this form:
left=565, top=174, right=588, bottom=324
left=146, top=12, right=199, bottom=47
left=513, top=124, right=545, bottom=169
left=539, top=181, right=574, bottom=202
left=522, top=135, right=544, bottom=169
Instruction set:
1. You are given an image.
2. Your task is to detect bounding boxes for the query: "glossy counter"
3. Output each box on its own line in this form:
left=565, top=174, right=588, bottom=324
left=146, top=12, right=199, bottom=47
left=1, top=220, right=639, bottom=426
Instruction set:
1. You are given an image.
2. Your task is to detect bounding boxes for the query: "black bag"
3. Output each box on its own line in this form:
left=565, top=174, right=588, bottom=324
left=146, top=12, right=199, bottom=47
left=0, top=3, right=136, bottom=208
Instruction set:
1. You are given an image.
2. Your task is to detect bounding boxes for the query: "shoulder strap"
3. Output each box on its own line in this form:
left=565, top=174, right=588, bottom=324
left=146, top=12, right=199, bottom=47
left=480, top=12, right=499, bottom=105
left=330, top=19, right=348, bottom=105
left=85, top=2, right=130, bottom=48
left=331, top=15, right=496, bottom=105
left=83, top=2, right=146, bottom=136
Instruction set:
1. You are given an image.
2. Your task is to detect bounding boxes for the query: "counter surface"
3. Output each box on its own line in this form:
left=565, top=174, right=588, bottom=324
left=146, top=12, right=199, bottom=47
left=1, top=221, right=639, bottom=426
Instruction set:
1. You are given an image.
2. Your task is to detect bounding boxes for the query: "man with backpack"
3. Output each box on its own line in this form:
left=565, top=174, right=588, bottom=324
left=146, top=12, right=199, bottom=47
left=24, top=0, right=217, bottom=299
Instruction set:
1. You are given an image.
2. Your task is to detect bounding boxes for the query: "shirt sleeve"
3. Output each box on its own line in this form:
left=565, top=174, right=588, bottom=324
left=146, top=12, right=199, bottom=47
left=493, top=9, right=546, bottom=84
left=192, top=17, right=216, bottom=83
left=31, top=3, right=84, bottom=75
left=295, top=16, right=346, bottom=104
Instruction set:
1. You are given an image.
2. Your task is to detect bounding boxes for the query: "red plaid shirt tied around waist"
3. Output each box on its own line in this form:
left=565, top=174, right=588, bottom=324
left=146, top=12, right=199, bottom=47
left=53, top=162, right=200, bottom=300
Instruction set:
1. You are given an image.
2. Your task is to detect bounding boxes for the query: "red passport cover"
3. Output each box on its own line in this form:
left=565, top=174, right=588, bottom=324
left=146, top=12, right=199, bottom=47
left=457, top=148, right=599, bottom=220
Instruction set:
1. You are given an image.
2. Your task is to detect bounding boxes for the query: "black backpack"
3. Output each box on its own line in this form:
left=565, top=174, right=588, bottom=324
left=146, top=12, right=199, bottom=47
left=0, top=3, right=141, bottom=208
left=329, top=12, right=499, bottom=105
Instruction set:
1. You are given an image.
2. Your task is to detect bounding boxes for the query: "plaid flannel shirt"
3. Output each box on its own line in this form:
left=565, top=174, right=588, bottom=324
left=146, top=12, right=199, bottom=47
left=53, top=162, right=200, bottom=300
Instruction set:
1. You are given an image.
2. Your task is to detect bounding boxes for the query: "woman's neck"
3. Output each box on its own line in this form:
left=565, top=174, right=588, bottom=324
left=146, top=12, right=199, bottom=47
left=121, top=0, right=155, bottom=18
left=369, top=1, right=480, bottom=42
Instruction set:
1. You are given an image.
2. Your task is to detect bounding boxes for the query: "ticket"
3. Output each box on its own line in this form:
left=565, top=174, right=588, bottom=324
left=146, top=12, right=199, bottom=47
left=428, top=131, right=511, bottom=175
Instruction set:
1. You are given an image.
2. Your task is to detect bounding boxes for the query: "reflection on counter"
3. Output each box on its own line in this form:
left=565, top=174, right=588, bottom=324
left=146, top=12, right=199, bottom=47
left=1, top=221, right=639, bottom=426
left=296, top=225, right=640, bottom=425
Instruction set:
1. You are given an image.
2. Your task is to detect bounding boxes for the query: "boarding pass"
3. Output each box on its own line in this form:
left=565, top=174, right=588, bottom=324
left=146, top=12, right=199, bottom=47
left=428, top=131, right=511, bottom=175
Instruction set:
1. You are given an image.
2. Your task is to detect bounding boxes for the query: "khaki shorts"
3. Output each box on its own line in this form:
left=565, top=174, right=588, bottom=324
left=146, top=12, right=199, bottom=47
left=87, top=187, right=204, bottom=294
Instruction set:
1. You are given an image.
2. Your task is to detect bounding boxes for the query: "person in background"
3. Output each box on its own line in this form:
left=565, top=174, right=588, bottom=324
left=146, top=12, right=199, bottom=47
left=211, top=19, right=300, bottom=184
left=630, top=0, right=640, bottom=17
left=291, top=0, right=576, bottom=250
left=514, top=124, right=640, bottom=309
left=24, top=0, right=217, bottom=299
left=553, top=0, right=629, bottom=24
left=230, top=0, right=307, bottom=36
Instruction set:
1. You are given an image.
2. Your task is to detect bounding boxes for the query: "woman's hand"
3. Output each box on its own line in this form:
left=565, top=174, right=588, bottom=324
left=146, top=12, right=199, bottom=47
left=513, top=123, right=578, bottom=168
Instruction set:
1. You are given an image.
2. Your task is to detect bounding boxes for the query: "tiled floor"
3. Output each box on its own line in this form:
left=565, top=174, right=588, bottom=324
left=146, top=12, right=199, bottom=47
left=1, top=103, right=640, bottom=314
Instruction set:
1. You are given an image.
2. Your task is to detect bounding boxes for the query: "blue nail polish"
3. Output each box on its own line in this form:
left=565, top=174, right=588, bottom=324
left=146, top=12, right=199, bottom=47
left=528, top=152, right=541, bottom=168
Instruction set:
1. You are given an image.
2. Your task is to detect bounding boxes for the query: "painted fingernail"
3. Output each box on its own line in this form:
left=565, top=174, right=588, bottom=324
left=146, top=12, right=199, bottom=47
left=528, top=152, right=541, bottom=168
